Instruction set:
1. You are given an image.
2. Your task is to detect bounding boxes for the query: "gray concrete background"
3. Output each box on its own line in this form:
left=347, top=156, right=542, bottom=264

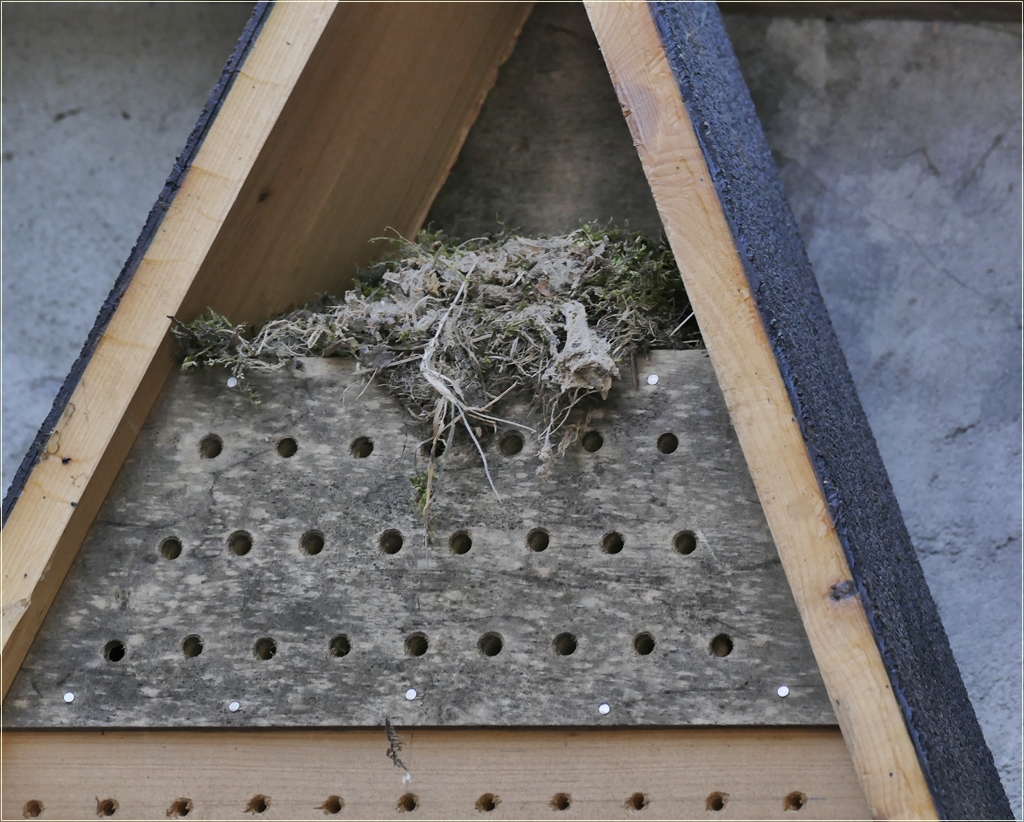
left=2, top=3, right=1020, bottom=815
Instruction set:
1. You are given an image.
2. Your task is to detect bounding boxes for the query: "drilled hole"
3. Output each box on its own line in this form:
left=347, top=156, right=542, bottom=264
left=581, top=430, right=604, bottom=452
left=706, top=792, right=727, bottom=812
left=102, top=640, right=126, bottom=663
left=23, top=800, right=43, bottom=818
left=601, top=531, right=624, bottom=554
left=405, top=632, right=428, bottom=657
left=784, top=791, right=807, bottom=812
left=674, top=530, right=697, bottom=555
left=321, top=796, right=344, bottom=815
left=422, top=439, right=446, bottom=458
left=657, top=432, right=679, bottom=454
left=397, top=794, right=418, bottom=812
left=178, top=634, right=203, bottom=658
left=97, top=798, right=118, bottom=817
left=710, top=634, right=733, bottom=657
left=553, top=632, right=577, bottom=656
left=551, top=793, right=571, bottom=812
left=380, top=529, right=404, bottom=554
left=228, top=531, right=252, bottom=556
left=627, top=792, right=648, bottom=811
left=329, top=634, right=351, bottom=658
left=449, top=531, right=472, bottom=555
left=301, top=530, right=325, bottom=556
left=168, top=798, right=193, bottom=818
left=478, top=632, right=504, bottom=657
left=253, top=637, right=277, bottom=660
left=246, top=795, right=269, bottom=814
left=160, top=537, right=182, bottom=560
left=499, top=431, right=523, bottom=455
left=476, top=794, right=499, bottom=813
left=199, top=434, right=222, bottom=459
left=351, top=437, right=374, bottom=458
left=526, top=528, right=549, bottom=552
left=277, top=437, right=298, bottom=457
left=633, top=632, right=656, bottom=656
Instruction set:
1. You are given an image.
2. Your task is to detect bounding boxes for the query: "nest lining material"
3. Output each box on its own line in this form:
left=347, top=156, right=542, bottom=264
left=172, top=228, right=701, bottom=492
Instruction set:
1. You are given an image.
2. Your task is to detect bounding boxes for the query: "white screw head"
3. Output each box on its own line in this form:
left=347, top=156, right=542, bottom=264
left=777, top=685, right=790, bottom=698
left=228, top=701, right=241, bottom=712
left=226, top=377, right=238, bottom=388
left=405, top=688, right=417, bottom=701
left=63, top=692, right=75, bottom=703
left=646, top=374, right=659, bottom=385
left=598, top=702, right=611, bottom=715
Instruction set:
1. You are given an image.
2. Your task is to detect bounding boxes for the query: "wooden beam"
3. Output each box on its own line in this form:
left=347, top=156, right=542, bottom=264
left=2, top=727, right=870, bottom=820
left=1, top=1, right=531, bottom=699
left=584, top=3, right=936, bottom=819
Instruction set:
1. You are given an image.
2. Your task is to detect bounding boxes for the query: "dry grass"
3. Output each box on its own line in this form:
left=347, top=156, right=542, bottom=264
left=173, top=227, right=700, bottom=502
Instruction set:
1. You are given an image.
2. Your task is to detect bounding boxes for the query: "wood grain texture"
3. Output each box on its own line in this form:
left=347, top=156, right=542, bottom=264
left=1, top=2, right=531, bottom=701
left=2, top=726, right=871, bottom=820
left=5, top=353, right=832, bottom=728
left=583, top=3, right=936, bottom=819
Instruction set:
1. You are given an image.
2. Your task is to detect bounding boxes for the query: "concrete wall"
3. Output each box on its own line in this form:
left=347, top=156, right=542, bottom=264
left=2, top=3, right=1019, bottom=815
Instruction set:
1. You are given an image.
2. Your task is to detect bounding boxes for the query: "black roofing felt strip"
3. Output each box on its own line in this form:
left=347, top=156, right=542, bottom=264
left=2, top=2, right=273, bottom=526
left=645, top=3, right=1011, bottom=819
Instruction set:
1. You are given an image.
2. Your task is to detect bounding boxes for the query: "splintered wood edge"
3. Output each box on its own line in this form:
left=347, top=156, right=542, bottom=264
left=582, top=3, right=937, bottom=819
left=2, top=727, right=870, bottom=820
left=0, top=1, right=532, bottom=700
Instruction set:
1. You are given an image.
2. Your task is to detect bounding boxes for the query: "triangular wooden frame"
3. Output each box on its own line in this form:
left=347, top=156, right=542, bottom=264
left=1, top=3, right=1009, bottom=819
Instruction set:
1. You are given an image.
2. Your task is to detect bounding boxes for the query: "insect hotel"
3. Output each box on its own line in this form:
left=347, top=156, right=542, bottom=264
left=1, top=3, right=1010, bottom=820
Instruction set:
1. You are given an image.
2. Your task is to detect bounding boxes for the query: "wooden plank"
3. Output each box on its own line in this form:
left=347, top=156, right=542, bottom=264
left=2, top=726, right=871, bottom=820
left=1, top=2, right=531, bottom=700
left=583, top=4, right=936, bottom=819
left=4, top=353, right=832, bottom=728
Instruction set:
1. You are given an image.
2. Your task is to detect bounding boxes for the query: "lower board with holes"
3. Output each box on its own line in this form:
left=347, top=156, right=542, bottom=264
left=2, top=727, right=870, bottom=820
left=4, top=351, right=832, bottom=729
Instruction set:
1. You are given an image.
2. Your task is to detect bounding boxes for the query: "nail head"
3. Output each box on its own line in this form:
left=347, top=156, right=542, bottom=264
left=598, top=702, right=611, bottom=715
left=405, top=688, right=417, bottom=701
left=63, top=692, right=75, bottom=703
left=226, top=377, right=238, bottom=388
left=777, top=685, right=790, bottom=698
left=228, top=700, right=241, bottom=712
left=646, top=374, right=659, bottom=385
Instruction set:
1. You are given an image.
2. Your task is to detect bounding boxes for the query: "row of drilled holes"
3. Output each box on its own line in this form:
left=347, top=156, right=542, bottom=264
left=23, top=789, right=809, bottom=817
left=159, top=528, right=699, bottom=559
left=197, top=431, right=683, bottom=460
left=99, top=630, right=734, bottom=664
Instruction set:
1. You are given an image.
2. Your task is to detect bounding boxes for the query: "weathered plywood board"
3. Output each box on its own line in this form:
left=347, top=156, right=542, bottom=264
left=4, top=352, right=832, bottom=728
left=1, top=727, right=871, bottom=820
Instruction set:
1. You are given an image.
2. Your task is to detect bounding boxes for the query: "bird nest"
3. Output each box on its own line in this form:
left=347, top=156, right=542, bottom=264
left=173, top=227, right=701, bottom=503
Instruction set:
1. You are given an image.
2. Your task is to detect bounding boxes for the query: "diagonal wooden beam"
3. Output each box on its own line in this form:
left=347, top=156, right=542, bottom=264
left=586, top=3, right=1011, bottom=819
left=583, top=3, right=991, bottom=819
left=1, top=0, right=532, bottom=700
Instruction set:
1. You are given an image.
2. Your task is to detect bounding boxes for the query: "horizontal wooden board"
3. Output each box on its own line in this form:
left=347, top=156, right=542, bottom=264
left=2, top=726, right=870, bottom=820
left=4, top=352, right=832, bottom=728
